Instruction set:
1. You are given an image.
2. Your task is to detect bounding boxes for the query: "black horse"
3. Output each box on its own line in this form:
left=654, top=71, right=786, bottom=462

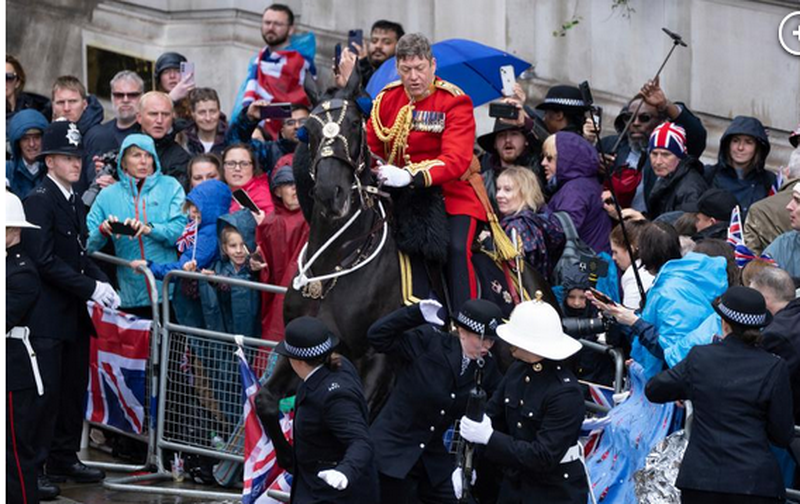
left=255, top=67, right=556, bottom=469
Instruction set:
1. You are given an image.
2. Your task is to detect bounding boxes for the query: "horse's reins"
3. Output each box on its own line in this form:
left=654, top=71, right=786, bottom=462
left=293, top=98, right=389, bottom=291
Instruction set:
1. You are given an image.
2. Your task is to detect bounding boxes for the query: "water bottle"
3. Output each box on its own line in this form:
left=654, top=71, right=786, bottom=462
left=210, top=431, right=225, bottom=450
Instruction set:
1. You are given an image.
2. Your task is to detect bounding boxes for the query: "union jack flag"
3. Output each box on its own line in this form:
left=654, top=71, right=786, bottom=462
left=85, top=302, right=151, bottom=434
left=239, top=347, right=294, bottom=504
left=649, top=121, right=687, bottom=156
left=176, top=219, right=198, bottom=253
left=768, top=170, right=784, bottom=197
left=726, top=205, right=775, bottom=268
left=242, top=47, right=311, bottom=107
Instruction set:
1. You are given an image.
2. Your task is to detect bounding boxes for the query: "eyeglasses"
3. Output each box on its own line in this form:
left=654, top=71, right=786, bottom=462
left=263, top=20, right=289, bottom=27
left=283, top=118, right=307, bottom=127
left=620, top=113, right=654, bottom=124
left=6, top=72, right=18, bottom=82
left=224, top=160, right=254, bottom=170
left=112, top=91, right=142, bottom=100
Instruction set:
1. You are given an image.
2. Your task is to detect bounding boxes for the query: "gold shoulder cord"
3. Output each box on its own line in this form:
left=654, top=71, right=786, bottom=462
left=370, top=91, right=414, bottom=166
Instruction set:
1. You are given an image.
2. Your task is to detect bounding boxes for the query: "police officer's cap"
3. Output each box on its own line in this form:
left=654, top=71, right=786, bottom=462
left=37, top=119, right=83, bottom=161
left=454, top=299, right=503, bottom=339
left=275, top=316, right=340, bottom=361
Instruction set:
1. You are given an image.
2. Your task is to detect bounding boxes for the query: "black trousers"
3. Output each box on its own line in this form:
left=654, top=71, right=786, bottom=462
left=33, top=336, right=90, bottom=471
left=7, top=389, right=39, bottom=504
left=447, top=215, right=480, bottom=314
left=680, top=489, right=781, bottom=504
left=379, top=459, right=460, bottom=504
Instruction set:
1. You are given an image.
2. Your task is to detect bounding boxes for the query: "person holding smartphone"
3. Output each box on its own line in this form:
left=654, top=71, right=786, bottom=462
left=87, top=134, right=187, bottom=317
left=221, top=143, right=275, bottom=215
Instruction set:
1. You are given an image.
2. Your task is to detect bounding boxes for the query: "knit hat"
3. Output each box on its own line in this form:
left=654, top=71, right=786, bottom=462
left=270, top=153, right=295, bottom=192
left=648, top=122, right=687, bottom=158
left=697, top=188, right=739, bottom=221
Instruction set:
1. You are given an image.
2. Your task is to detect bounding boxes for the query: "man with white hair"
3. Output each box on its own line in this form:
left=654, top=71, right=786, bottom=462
left=763, top=181, right=800, bottom=279
left=744, top=147, right=800, bottom=254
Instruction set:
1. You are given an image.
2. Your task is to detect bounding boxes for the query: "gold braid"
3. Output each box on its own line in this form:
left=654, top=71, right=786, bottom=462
left=370, top=91, right=414, bottom=165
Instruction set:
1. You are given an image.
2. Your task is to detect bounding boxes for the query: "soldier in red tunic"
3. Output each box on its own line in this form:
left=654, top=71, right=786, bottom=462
left=366, top=33, right=486, bottom=313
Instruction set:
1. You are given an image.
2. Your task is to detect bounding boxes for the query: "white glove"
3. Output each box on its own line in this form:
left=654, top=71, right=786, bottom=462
left=377, top=164, right=412, bottom=187
left=92, top=281, right=121, bottom=309
left=317, top=469, right=348, bottom=490
left=451, top=466, right=477, bottom=500
left=460, top=414, right=494, bottom=445
left=419, top=299, right=444, bottom=326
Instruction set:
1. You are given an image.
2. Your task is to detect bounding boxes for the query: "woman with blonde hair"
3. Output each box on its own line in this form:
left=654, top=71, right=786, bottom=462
left=496, top=166, right=565, bottom=282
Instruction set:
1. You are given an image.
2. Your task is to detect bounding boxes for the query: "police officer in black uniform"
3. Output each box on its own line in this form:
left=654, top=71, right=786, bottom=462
left=273, top=316, right=378, bottom=504
left=367, top=298, right=504, bottom=504
left=459, top=296, right=590, bottom=504
left=21, top=120, right=120, bottom=496
left=6, top=191, right=44, bottom=503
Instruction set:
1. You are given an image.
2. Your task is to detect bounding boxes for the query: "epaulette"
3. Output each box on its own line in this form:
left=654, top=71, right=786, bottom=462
left=434, top=79, right=465, bottom=97
left=378, top=80, right=404, bottom=95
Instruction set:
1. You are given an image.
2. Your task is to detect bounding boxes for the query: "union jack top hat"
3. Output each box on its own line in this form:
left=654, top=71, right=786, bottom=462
left=648, top=121, right=687, bottom=158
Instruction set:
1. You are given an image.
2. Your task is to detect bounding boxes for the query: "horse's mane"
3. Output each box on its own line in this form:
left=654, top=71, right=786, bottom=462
left=292, top=141, right=315, bottom=223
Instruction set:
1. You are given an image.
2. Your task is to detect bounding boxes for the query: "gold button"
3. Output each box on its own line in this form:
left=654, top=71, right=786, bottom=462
left=533, top=363, right=543, bottom=372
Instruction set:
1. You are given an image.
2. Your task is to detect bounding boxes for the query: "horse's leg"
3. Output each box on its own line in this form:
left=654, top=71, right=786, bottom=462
left=356, top=348, right=395, bottom=423
left=255, top=356, right=298, bottom=470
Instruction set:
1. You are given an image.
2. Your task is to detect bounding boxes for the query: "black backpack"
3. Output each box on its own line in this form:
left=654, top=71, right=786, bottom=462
left=552, top=211, right=598, bottom=286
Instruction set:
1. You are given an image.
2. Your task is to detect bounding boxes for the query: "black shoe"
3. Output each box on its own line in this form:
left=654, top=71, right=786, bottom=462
left=37, top=475, right=61, bottom=501
left=47, top=461, right=106, bottom=483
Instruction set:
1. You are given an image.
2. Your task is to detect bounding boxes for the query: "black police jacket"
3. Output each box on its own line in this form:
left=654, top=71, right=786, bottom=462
left=761, top=298, right=800, bottom=424
left=484, top=359, right=588, bottom=504
left=6, top=244, right=41, bottom=391
left=367, top=304, right=502, bottom=484
left=291, top=356, right=378, bottom=504
left=646, top=336, right=794, bottom=499
left=22, top=176, right=108, bottom=341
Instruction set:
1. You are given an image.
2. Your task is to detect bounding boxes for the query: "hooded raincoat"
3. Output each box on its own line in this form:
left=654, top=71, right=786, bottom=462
left=87, top=134, right=186, bottom=308
left=6, top=109, right=49, bottom=198
left=546, top=132, right=612, bottom=254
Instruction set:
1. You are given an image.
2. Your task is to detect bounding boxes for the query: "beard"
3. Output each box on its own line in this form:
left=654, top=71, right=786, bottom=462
left=263, top=30, right=289, bottom=47
left=627, top=135, right=649, bottom=153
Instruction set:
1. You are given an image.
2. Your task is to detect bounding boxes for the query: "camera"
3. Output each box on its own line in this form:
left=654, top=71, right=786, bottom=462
left=562, top=314, right=614, bottom=338
left=82, top=150, right=118, bottom=207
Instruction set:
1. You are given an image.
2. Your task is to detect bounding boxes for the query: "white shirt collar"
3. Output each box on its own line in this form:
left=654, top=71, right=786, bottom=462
left=47, top=173, right=74, bottom=201
left=304, top=364, right=324, bottom=382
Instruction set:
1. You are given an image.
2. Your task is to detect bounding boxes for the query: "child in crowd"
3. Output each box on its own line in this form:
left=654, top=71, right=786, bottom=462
left=250, top=154, right=310, bottom=342
left=187, top=153, right=222, bottom=190
left=609, top=220, right=655, bottom=310
left=495, top=166, right=565, bottom=283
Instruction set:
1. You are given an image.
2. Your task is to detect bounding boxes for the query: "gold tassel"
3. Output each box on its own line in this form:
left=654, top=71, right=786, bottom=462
left=488, top=213, right=520, bottom=262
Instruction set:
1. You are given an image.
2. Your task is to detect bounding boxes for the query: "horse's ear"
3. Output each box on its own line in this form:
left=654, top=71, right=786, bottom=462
left=304, top=75, right=321, bottom=108
left=342, top=59, right=362, bottom=99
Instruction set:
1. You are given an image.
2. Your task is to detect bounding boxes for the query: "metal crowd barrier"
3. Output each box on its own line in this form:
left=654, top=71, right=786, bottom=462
left=578, top=338, right=627, bottom=415
left=98, top=268, right=286, bottom=500
left=82, top=251, right=161, bottom=473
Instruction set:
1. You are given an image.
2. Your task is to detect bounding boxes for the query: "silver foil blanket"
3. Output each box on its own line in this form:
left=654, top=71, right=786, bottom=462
left=633, top=429, right=688, bottom=503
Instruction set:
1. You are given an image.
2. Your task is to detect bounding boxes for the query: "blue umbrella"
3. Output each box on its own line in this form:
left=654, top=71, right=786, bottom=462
left=365, top=39, right=531, bottom=107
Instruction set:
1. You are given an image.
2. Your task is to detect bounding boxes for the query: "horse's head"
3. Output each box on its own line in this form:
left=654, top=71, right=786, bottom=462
left=303, top=66, right=372, bottom=220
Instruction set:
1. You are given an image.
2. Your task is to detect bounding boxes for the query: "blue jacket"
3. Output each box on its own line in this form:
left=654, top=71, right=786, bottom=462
left=148, top=179, right=232, bottom=279
left=198, top=210, right=261, bottom=338
left=631, top=252, right=728, bottom=379
left=5, top=109, right=49, bottom=198
left=87, top=134, right=187, bottom=308
left=704, top=116, right=775, bottom=218
left=225, top=108, right=296, bottom=177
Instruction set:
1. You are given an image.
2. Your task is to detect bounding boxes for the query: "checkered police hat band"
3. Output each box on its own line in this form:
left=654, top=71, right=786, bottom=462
left=543, top=97, right=585, bottom=107
left=717, top=302, right=766, bottom=326
left=457, top=312, right=485, bottom=335
left=283, top=337, right=333, bottom=359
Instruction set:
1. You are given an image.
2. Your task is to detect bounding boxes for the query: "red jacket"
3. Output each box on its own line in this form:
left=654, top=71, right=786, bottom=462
left=255, top=200, right=309, bottom=342
left=366, top=78, right=486, bottom=221
left=229, top=173, right=275, bottom=215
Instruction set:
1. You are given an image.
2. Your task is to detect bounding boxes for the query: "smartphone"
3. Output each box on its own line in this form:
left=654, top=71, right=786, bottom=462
left=260, top=102, right=293, bottom=120
left=348, top=29, right=363, bottom=53
left=591, top=106, right=603, bottom=132
left=233, top=189, right=261, bottom=213
left=489, top=102, right=519, bottom=120
left=180, top=61, right=195, bottom=83
left=499, top=64, right=516, bottom=97
left=589, top=287, right=616, bottom=306
left=109, top=221, right=137, bottom=236
left=334, top=43, right=342, bottom=75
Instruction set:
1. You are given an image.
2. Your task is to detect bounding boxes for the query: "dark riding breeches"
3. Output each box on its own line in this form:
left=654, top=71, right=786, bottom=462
left=447, top=215, right=480, bottom=313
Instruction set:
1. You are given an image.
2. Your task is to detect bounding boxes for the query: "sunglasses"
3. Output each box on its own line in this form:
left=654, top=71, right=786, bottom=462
left=112, top=91, right=142, bottom=100
left=6, top=72, right=18, bottom=82
left=620, top=112, right=654, bottom=124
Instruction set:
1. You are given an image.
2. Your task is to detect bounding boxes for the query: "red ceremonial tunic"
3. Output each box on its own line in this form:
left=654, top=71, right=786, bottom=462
left=366, top=78, right=486, bottom=222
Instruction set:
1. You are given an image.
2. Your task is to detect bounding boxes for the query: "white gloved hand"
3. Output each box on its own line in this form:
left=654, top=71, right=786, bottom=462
left=92, top=282, right=121, bottom=309
left=419, top=299, right=444, bottom=326
left=377, top=164, right=412, bottom=187
left=451, top=467, right=477, bottom=500
left=317, top=469, right=349, bottom=490
left=460, top=414, right=494, bottom=445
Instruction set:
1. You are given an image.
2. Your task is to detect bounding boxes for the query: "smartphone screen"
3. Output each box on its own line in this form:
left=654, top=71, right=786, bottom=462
left=590, top=288, right=615, bottom=306
left=109, top=221, right=137, bottom=236
left=260, top=103, right=293, bottom=120
left=233, top=189, right=260, bottom=213
left=334, top=43, right=342, bottom=75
